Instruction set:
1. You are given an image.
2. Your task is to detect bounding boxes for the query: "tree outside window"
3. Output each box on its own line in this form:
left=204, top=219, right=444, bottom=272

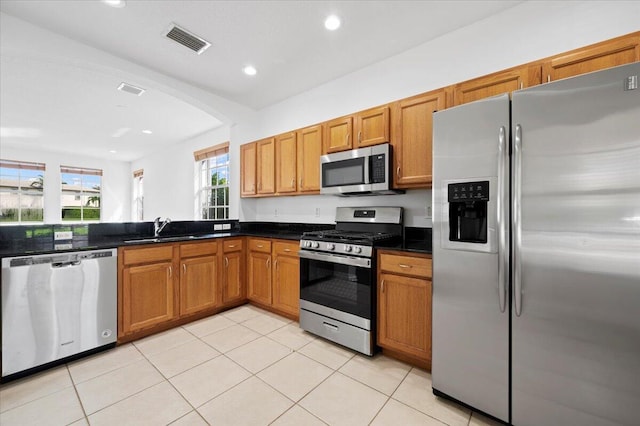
left=195, top=143, right=229, bottom=220
left=0, top=159, right=45, bottom=223
left=60, top=166, right=102, bottom=222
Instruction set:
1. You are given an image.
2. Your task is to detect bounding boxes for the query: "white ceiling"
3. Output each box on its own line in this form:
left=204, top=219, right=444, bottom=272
left=0, top=0, right=523, bottom=162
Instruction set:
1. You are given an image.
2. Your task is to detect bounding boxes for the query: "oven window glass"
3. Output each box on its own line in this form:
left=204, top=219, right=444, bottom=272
left=300, top=256, right=372, bottom=319
left=322, top=157, right=365, bottom=187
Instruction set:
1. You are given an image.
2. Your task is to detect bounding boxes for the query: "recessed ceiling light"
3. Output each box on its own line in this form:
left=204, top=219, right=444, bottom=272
left=243, top=65, right=257, bottom=76
left=142, top=129, right=153, bottom=134
left=109, top=150, right=117, bottom=154
left=102, top=0, right=126, bottom=8
left=324, top=15, right=341, bottom=31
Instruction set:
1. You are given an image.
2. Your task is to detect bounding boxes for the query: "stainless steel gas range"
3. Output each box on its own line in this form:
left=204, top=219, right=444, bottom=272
left=298, top=207, right=403, bottom=355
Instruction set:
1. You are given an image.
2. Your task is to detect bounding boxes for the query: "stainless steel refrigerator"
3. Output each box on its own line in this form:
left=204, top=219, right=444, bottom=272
left=432, top=62, right=640, bottom=425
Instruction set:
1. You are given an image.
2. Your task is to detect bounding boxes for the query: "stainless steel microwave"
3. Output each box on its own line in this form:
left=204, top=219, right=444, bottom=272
left=320, top=143, right=402, bottom=196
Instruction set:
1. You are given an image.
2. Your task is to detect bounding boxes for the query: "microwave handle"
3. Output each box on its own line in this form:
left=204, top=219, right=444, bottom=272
left=364, top=154, right=371, bottom=184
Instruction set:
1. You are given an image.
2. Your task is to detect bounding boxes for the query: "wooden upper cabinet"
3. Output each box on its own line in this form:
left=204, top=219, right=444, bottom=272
left=453, top=64, right=542, bottom=106
left=324, top=116, right=353, bottom=153
left=543, top=32, right=640, bottom=83
left=390, top=90, right=445, bottom=188
left=240, top=142, right=256, bottom=197
left=297, top=124, right=322, bottom=193
left=355, top=106, right=390, bottom=148
left=275, top=132, right=297, bottom=194
left=256, top=137, right=275, bottom=195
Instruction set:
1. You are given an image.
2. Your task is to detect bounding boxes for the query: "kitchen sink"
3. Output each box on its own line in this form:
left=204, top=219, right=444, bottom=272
left=123, top=235, right=198, bottom=244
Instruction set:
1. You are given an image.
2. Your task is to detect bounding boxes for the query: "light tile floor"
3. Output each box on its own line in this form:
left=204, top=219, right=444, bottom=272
left=0, top=305, right=502, bottom=426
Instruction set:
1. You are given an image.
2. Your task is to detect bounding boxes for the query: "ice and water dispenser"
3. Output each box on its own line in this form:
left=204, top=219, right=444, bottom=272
left=448, top=181, right=489, bottom=244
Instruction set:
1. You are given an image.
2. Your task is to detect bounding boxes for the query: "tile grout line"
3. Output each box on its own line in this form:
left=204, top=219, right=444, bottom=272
left=65, top=364, right=90, bottom=425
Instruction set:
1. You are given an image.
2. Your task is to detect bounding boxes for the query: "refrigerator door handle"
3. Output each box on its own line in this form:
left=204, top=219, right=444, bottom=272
left=514, top=124, right=523, bottom=317
left=497, top=126, right=507, bottom=313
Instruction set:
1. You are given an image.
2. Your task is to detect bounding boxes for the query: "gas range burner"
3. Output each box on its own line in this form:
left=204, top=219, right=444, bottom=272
left=302, top=230, right=397, bottom=245
left=300, top=207, right=403, bottom=258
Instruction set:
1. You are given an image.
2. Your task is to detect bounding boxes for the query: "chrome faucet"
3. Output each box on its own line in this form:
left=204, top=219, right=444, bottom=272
left=153, top=217, right=171, bottom=237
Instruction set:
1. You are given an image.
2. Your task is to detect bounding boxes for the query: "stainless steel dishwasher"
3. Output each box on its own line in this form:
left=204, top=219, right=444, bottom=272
left=1, top=248, right=117, bottom=379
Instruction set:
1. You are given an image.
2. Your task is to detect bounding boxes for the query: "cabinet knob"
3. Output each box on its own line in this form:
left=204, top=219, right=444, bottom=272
left=358, top=131, right=362, bottom=143
left=169, top=266, right=172, bottom=278
left=183, top=264, right=187, bottom=274
left=397, top=166, right=401, bottom=178
left=381, top=279, right=385, bottom=293
left=291, top=178, right=295, bottom=188
left=398, top=264, right=412, bottom=269
left=224, top=257, right=229, bottom=267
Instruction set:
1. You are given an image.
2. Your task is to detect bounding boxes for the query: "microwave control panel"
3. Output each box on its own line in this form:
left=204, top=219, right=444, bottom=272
left=370, top=154, right=386, bottom=183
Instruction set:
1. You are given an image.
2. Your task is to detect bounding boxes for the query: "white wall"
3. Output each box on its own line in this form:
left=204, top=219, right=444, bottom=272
left=0, top=146, right=131, bottom=223
left=130, top=126, right=232, bottom=221
left=230, top=1, right=640, bottom=226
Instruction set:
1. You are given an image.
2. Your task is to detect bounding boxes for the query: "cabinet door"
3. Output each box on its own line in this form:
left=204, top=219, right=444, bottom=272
left=272, top=252, right=300, bottom=318
left=248, top=251, right=272, bottom=305
left=257, top=138, right=275, bottom=194
left=355, top=106, right=390, bottom=148
left=122, top=262, right=175, bottom=334
left=275, top=132, right=298, bottom=194
left=543, top=32, right=640, bottom=83
left=324, top=116, right=353, bottom=153
left=453, top=64, right=542, bottom=106
left=222, top=250, right=245, bottom=304
left=378, top=272, right=432, bottom=362
left=240, top=143, right=257, bottom=196
left=297, top=124, right=322, bottom=193
left=179, top=255, right=217, bottom=317
left=391, top=91, right=445, bottom=188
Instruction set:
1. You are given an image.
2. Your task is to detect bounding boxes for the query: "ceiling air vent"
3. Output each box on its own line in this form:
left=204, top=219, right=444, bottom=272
left=165, top=23, right=211, bottom=55
left=117, top=82, right=145, bottom=96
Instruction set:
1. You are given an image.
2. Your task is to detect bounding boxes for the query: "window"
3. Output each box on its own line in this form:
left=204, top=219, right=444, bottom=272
left=60, top=166, right=102, bottom=222
left=194, top=142, right=229, bottom=220
left=0, top=159, right=45, bottom=223
left=133, top=169, right=144, bottom=221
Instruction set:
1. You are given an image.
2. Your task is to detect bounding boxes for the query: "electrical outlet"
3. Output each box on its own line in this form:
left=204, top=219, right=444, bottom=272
left=315, top=207, right=320, bottom=217
left=214, top=224, right=223, bottom=231
left=275, top=208, right=278, bottom=217
left=54, top=231, right=73, bottom=240
left=222, top=223, right=231, bottom=230
left=427, top=206, right=432, bottom=217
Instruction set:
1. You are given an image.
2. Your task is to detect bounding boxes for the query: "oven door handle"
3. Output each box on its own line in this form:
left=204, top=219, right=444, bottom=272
left=298, top=250, right=372, bottom=269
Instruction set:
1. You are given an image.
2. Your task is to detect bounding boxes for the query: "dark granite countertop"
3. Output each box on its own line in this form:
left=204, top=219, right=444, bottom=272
left=0, top=221, right=431, bottom=258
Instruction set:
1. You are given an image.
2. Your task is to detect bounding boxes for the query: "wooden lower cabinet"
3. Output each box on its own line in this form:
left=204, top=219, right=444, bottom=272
left=119, top=244, right=177, bottom=337
left=377, top=250, right=432, bottom=369
left=247, top=238, right=300, bottom=319
left=272, top=241, right=300, bottom=317
left=119, top=238, right=245, bottom=342
left=122, top=261, right=176, bottom=334
left=247, top=239, right=272, bottom=306
left=221, top=239, right=245, bottom=304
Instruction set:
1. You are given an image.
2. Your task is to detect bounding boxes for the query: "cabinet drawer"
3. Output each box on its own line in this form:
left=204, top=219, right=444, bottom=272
left=223, top=238, right=244, bottom=252
left=179, top=241, right=217, bottom=258
left=379, top=253, right=432, bottom=278
left=273, top=240, right=299, bottom=256
left=123, top=245, right=174, bottom=266
left=249, top=238, right=271, bottom=253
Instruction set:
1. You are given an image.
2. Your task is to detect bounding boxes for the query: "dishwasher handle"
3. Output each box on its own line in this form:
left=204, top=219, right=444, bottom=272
left=52, top=261, right=82, bottom=268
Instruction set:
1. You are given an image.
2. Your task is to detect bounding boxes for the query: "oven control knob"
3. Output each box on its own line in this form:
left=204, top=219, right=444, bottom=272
left=327, top=243, right=335, bottom=250
left=312, top=242, right=320, bottom=248
left=344, top=245, right=352, bottom=252
left=354, top=246, right=362, bottom=254
left=305, top=241, right=312, bottom=248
